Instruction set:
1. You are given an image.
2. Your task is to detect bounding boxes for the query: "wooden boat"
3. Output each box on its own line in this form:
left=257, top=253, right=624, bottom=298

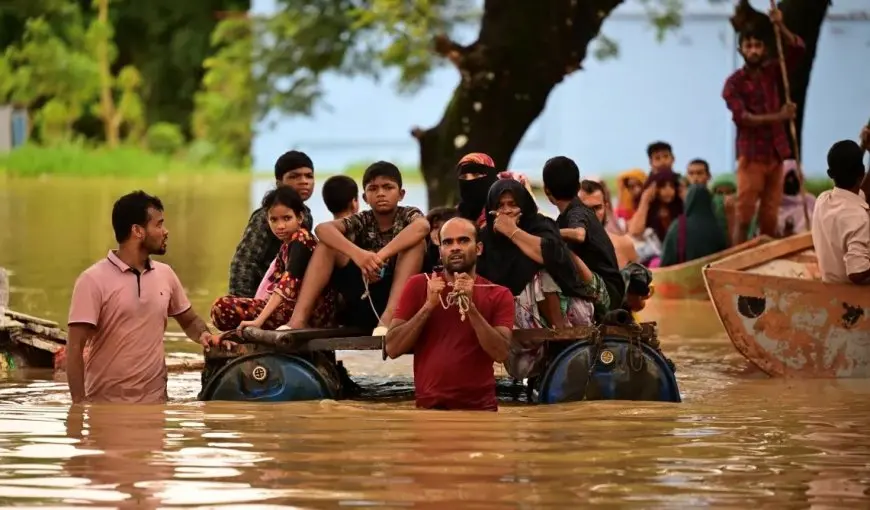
left=653, top=236, right=772, bottom=300
left=703, top=231, right=870, bottom=378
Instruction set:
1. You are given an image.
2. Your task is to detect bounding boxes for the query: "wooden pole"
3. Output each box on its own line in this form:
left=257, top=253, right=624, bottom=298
left=769, top=0, right=811, bottom=228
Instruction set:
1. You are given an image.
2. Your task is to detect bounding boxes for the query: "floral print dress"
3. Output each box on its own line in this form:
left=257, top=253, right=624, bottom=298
left=210, top=229, right=337, bottom=331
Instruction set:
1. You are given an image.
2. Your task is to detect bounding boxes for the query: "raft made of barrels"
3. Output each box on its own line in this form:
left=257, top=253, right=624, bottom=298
left=200, top=319, right=681, bottom=404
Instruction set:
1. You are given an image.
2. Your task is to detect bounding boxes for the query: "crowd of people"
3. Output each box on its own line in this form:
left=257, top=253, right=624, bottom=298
left=63, top=6, right=869, bottom=412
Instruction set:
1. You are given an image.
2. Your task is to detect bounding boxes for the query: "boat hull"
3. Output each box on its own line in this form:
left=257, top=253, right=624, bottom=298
left=704, top=233, right=870, bottom=378
left=653, top=237, right=771, bottom=300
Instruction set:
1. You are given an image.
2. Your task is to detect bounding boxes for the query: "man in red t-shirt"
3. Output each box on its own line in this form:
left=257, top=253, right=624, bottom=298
left=385, top=217, right=514, bottom=411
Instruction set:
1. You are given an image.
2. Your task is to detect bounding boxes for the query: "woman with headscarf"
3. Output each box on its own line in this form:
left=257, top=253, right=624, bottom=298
left=613, top=169, right=647, bottom=226
left=775, top=161, right=815, bottom=237
left=660, top=184, right=728, bottom=267
left=478, top=180, right=598, bottom=380
left=456, top=153, right=498, bottom=227
left=627, top=169, right=684, bottom=267
left=711, top=173, right=737, bottom=245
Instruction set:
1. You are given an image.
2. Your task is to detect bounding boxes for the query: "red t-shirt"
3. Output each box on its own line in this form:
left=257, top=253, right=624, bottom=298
left=394, top=272, right=515, bottom=411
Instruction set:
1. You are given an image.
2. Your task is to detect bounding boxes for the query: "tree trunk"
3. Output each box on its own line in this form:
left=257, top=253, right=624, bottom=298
left=414, top=0, right=624, bottom=207
left=96, top=0, right=119, bottom=147
left=779, top=0, right=830, bottom=157
left=730, top=0, right=830, bottom=159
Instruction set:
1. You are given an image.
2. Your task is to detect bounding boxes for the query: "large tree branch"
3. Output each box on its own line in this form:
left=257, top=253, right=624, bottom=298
left=413, top=0, right=624, bottom=206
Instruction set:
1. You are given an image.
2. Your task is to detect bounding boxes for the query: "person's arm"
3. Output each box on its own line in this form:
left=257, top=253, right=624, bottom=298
left=627, top=189, right=654, bottom=237
left=67, top=272, right=101, bottom=403
left=570, top=252, right=594, bottom=282
left=560, top=228, right=586, bottom=243
left=777, top=19, right=805, bottom=69
left=385, top=276, right=431, bottom=358
left=507, top=228, right=544, bottom=264
left=843, top=213, right=870, bottom=285
left=313, top=217, right=361, bottom=259
left=167, top=268, right=211, bottom=345
left=377, top=207, right=432, bottom=260
left=378, top=213, right=430, bottom=261
left=229, top=209, right=272, bottom=297
left=466, top=298, right=511, bottom=363
left=65, top=324, right=94, bottom=404
left=173, top=308, right=212, bottom=341
left=722, top=77, right=787, bottom=127
left=621, top=235, right=639, bottom=265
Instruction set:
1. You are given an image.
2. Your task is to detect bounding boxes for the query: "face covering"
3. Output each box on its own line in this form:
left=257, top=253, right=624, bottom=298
left=456, top=156, right=497, bottom=221
left=783, top=171, right=801, bottom=196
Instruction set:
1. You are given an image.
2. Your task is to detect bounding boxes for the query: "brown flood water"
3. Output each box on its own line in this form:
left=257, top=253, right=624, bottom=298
left=2, top=177, right=870, bottom=508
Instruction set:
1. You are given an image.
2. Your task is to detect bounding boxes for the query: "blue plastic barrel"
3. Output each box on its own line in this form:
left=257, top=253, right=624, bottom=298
left=537, top=338, right=681, bottom=404
left=200, top=352, right=337, bottom=402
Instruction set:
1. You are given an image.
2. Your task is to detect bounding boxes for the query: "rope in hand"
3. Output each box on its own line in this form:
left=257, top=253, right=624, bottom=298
left=360, top=269, right=499, bottom=326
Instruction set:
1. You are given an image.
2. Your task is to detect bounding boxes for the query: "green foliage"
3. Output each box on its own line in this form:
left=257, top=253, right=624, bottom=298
left=249, top=0, right=474, bottom=118
left=35, top=99, right=78, bottom=144
left=0, top=16, right=99, bottom=114
left=116, top=65, right=145, bottom=141
left=0, top=142, right=239, bottom=177
left=192, top=18, right=254, bottom=167
left=145, top=122, right=184, bottom=154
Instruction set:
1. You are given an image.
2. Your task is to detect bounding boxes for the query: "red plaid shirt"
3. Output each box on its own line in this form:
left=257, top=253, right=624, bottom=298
left=722, top=36, right=805, bottom=162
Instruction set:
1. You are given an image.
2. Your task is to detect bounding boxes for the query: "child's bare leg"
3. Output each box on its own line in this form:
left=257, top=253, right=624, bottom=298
left=538, top=293, right=570, bottom=329
left=287, top=243, right=339, bottom=329
left=380, top=241, right=425, bottom=327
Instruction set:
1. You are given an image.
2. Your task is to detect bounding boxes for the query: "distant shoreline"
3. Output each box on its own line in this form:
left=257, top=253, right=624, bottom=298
left=1, top=144, right=832, bottom=196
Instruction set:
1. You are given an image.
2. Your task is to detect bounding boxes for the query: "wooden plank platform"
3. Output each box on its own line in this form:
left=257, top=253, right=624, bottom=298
left=204, top=322, right=658, bottom=360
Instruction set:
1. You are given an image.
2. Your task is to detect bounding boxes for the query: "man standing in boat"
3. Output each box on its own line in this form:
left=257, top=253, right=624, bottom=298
left=385, top=217, right=514, bottom=411
left=66, top=191, right=214, bottom=403
left=722, top=7, right=804, bottom=246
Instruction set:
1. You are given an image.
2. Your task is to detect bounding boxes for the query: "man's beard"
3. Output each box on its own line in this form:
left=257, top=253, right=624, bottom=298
left=744, top=57, right=762, bottom=69
left=443, top=257, right=476, bottom=275
left=147, top=240, right=167, bottom=256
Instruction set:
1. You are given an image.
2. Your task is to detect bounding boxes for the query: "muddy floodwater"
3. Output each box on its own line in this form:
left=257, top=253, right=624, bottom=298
left=2, top=176, right=869, bottom=508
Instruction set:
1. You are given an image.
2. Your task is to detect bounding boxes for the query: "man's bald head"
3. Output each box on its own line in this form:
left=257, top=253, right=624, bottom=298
left=438, top=217, right=481, bottom=274
left=439, top=216, right=479, bottom=243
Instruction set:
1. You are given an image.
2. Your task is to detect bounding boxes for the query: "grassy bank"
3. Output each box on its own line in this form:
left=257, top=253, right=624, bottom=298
left=1, top=145, right=833, bottom=197
left=0, top=143, right=242, bottom=177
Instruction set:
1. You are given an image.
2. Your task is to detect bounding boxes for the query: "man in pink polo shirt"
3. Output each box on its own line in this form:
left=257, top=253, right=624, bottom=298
left=67, top=191, right=213, bottom=403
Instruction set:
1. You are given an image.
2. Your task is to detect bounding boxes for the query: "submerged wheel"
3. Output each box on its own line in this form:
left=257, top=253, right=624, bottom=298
left=537, top=338, right=681, bottom=404
left=200, top=352, right=338, bottom=402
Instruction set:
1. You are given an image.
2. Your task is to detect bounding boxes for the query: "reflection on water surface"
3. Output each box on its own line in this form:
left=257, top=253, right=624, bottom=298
left=1, top=176, right=869, bottom=507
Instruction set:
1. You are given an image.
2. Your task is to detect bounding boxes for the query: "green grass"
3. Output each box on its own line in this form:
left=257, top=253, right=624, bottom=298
left=2, top=144, right=833, bottom=198
left=0, top=143, right=243, bottom=177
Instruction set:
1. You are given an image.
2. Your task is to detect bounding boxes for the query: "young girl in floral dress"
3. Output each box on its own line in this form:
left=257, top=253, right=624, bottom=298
left=210, top=187, right=336, bottom=331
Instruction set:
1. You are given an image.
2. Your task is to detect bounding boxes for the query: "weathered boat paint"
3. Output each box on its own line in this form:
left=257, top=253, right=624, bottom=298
left=703, top=232, right=870, bottom=378
left=652, top=237, right=772, bottom=300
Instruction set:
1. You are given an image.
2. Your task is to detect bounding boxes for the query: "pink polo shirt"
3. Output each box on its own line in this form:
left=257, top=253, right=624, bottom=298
left=68, top=250, right=191, bottom=403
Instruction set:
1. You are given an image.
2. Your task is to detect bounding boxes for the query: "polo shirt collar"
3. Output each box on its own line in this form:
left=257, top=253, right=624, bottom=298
left=106, top=250, right=153, bottom=272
